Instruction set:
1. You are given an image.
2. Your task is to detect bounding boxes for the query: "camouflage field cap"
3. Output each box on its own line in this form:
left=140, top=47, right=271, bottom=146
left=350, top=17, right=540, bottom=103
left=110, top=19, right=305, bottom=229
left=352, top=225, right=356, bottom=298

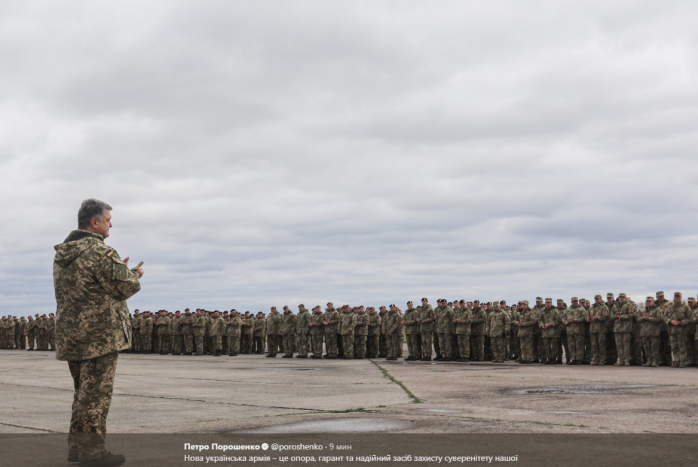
left=646, top=296, right=654, bottom=302
left=571, top=297, right=579, bottom=302
left=607, top=293, right=614, bottom=298
left=557, top=299, right=564, bottom=304
left=688, top=297, right=696, bottom=303
left=298, top=304, right=304, bottom=308
left=545, top=298, right=552, bottom=303
left=523, top=300, right=529, bottom=305
left=674, top=292, right=682, bottom=297
left=656, top=291, right=664, bottom=297
left=536, top=297, right=543, bottom=302
left=619, top=293, right=627, bottom=298
left=594, top=294, right=602, bottom=300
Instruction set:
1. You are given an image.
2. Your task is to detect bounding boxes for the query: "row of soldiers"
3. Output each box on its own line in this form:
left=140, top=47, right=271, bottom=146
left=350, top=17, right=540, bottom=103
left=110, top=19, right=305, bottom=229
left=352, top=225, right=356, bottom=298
left=0, top=313, right=56, bottom=350
left=121, top=292, right=698, bottom=367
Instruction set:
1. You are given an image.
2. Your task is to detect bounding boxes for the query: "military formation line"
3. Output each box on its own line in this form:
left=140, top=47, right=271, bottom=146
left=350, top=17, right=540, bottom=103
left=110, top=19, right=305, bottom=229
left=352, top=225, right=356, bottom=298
left=2, top=293, right=697, bottom=368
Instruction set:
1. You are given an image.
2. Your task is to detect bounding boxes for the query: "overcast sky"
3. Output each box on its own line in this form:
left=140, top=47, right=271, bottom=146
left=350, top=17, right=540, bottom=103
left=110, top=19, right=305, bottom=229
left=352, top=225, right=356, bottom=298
left=2, top=1, right=698, bottom=316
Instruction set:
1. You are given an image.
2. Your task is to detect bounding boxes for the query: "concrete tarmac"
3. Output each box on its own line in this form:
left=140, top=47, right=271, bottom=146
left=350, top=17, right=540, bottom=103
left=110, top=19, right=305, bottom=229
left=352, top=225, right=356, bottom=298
left=1, top=349, right=697, bottom=434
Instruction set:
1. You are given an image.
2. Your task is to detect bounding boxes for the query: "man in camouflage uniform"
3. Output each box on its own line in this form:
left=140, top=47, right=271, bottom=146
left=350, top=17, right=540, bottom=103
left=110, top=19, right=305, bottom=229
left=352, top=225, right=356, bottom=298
left=54, top=198, right=142, bottom=464
left=210, top=311, right=225, bottom=357
left=155, top=310, right=170, bottom=355
left=253, top=312, right=266, bottom=354
left=531, top=298, right=545, bottom=363
left=470, top=300, right=487, bottom=361
left=339, top=305, right=356, bottom=359
left=323, top=303, right=340, bottom=359
left=640, top=297, right=662, bottom=367
left=130, top=310, right=141, bottom=353
left=378, top=306, right=388, bottom=358
left=538, top=298, right=561, bottom=364
left=605, top=294, right=618, bottom=365
left=367, top=307, right=381, bottom=358
left=180, top=309, right=194, bottom=355
left=453, top=300, right=472, bottom=362
left=435, top=299, right=454, bottom=361
left=226, top=310, right=242, bottom=356
left=170, top=310, right=183, bottom=355
left=385, top=304, right=401, bottom=360
left=192, top=310, right=207, bottom=355
left=613, top=293, right=634, bottom=366
left=309, top=306, right=325, bottom=358
left=517, top=301, right=535, bottom=364
left=140, top=311, right=153, bottom=353
left=265, top=306, right=282, bottom=358
left=588, top=295, right=610, bottom=365
left=488, top=301, right=510, bottom=363
left=280, top=306, right=297, bottom=358
left=508, top=304, right=520, bottom=360
left=295, top=304, right=311, bottom=358
left=24, top=315, right=36, bottom=350
left=241, top=311, right=254, bottom=354
left=402, top=301, right=421, bottom=361
left=656, top=291, right=672, bottom=366
left=16, top=316, right=26, bottom=349
left=687, top=297, right=698, bottom=367
left=665, top=292, right=691, bottom=368
left=418, top=298, right=435, bottom=361
left=353, top=305, right=368, bottom=359
left=565, top=297, right=588, bottom=365
left=220, top=311, right=230, bottom=354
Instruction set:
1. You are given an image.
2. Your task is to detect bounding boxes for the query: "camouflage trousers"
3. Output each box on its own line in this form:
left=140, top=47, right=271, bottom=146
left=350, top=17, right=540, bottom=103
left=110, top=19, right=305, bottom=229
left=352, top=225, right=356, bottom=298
left=194, top=335, right=205, bottom=355
left=583, top=326, right=592, bottom=363
left=542, top=337, right=559, bottom=362
left=669, top=334, right=687, bottom=365
left=16, top=333, right=25, bottom=349
left=253, top=335, right=264, bottom=353
left=325, top=333, right=338, bottom=357
left=589, top=332, right=606, bottom=364
left=420, top=332, right=433, bottom=358
left=642, top=336, right=660, bottom=365
left=567, top=333, right=585, bottom=362
left=172, top=335, right=183, bottom=354
left=491, top=336, right=507, bottom=361
left=25, top=332, right=34, bottom=350
left=283, top=335, right=295, bottom=356
left=227, top=333, right=240, bottom=354
left=367, top=335, right=379, bottom=358
left=241, top=335, right=252, bottom=354
left=406, top=334, right=421, bottom=359
left=68, top=351, right=118, bottom=462
left=266, top=335, right=280, bottom=357
left=182, top=334, right=193, bottom=354
left=433, top=333, right=440, bottom=357
left=438, top=333, right=452, bottom=358
left=456, top=334, right=470, bottom=359
left=509, top=330, right=519, bottom=359
left=484, top=335, right=492, bottom=361
left=520, top=336, right=533, bottom=362
left=470, top=335, right=484, bottom=361
left=296, top=334, right=310, bottom=357
left=156, top=334, right=170, bottom=353
left=532, top=334, right=542, bottom=361
left=559, top=331, right=569, bottom=363
left=342, top=334, right=354, bottom=358
left=388, top=333, right=401, bottom=358
left=141, top=334, right=152, bottom=353
left=354, top=335, right=367, bottom=358
left=211, top=335, right=222, bottom=351
left=311, top=335, right=324, bottom=356
left=379, top=334, right=387, bottom=357
left=615, top=332, right=632, bottom=364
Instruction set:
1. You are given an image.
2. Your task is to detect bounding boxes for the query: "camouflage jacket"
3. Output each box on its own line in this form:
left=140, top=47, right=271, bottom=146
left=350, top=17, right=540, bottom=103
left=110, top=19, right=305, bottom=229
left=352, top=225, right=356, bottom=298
left=664, top=302, right=692, bottom=335
left=340, top=311, right=357, bottom=334
left=588, top=303, right=609, bottom=334
left=192, top=315, right=207, bottom=336
left=565, top=305, right=588, bottom=334
left=323, top=309, right=340, bottom=334
left=436, top=306, right=454, bottom=334
left=657, top=299, right=671, bottom=332
left=613, top=301, right=634, bottom=333
left=538, top=307, right=560, bottom=338
left=488, top=310, right=511, bottom=337
left=640, top=304, right=663, bottom=337
left=386, top=310, right=401, bottom=334
left=253, top=317, right=266, bottom=336
left=140, top=316, right=153, bottom=335
left=180, top=314, right=194, bottom=334
left=170, top=316, right=183, bottom=334
left=367, top=313, right=381, bottom=336
left=309, top=312, right=324, bottom=336
left=470, top=307, right=487, bottom=336
left=242, top=316, right=254, bottom=335
left=403, top=308, right=420, bottom=335
left=211, top=317, right=226, bottom=336
left=354, top=311, right=369, bottom=335
left=53, top=230, right=141, bottom=361
left=281, top=311, right=297, bottom=335
left=296, top=309, right=311, bottom=335
left=453, top=308, right=472, bottom=335
left=131, top=315, right=141, bottom=330
left=227, top=315, right=242, bottom=336
left=517, top=308, right=537, bottom=337
left=156, top=316, right=171, bottom=335
left=266, top=313, right=282, bottom=335
left=418, top=305, right=436, bottom=333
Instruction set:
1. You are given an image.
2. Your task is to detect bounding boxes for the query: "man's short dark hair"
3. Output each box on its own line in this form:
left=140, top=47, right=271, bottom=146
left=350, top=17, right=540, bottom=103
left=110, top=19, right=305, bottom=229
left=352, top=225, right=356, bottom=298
left=78, top=198, right=112, bottom=229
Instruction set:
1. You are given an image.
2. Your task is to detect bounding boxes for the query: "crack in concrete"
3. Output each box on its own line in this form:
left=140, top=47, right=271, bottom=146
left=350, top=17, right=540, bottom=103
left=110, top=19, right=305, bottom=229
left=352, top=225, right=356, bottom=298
left=0, top=422, right=60, bottom=433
